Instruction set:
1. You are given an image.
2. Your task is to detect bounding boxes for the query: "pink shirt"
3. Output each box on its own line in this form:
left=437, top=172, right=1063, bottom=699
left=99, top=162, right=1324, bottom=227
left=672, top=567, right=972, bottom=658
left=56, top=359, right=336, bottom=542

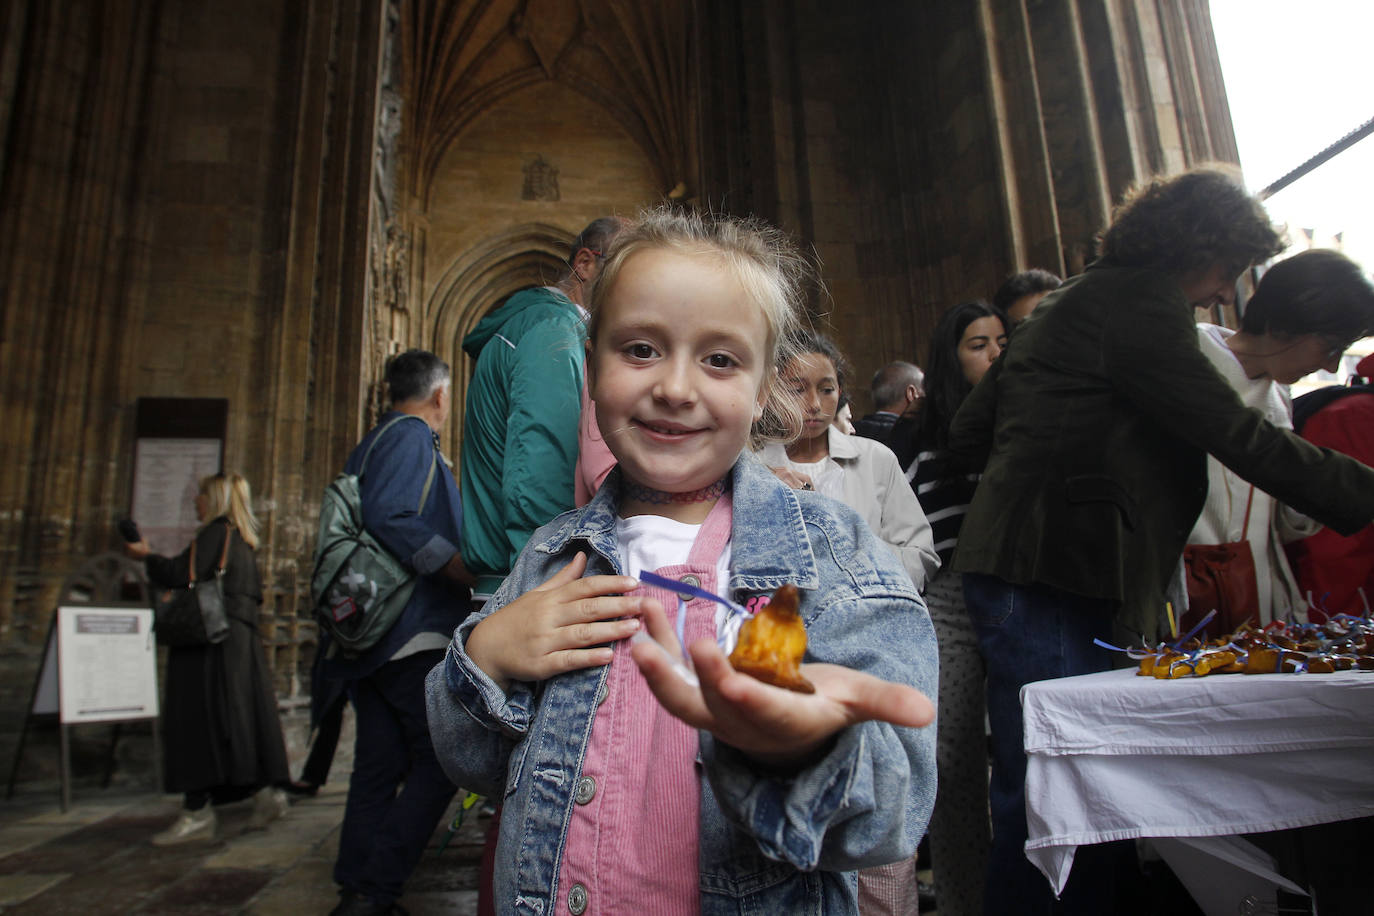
left=554, top=497, right=733, bottom=915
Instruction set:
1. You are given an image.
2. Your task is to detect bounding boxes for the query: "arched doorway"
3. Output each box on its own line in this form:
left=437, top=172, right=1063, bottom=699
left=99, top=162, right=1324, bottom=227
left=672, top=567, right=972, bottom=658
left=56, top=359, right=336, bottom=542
left=427, top=222, right=575, bottom=458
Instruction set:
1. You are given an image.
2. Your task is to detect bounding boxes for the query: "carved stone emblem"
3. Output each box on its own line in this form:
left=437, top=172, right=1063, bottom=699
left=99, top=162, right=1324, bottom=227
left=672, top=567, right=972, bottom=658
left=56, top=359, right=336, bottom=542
left=522, top=155, right=560, bottom=201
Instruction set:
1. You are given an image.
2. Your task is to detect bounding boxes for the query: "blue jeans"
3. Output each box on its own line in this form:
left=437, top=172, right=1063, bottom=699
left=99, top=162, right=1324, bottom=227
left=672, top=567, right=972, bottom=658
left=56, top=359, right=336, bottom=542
left=962, top=574, right=1125, bottom=916
left=335, top=649, right=457, bottom=905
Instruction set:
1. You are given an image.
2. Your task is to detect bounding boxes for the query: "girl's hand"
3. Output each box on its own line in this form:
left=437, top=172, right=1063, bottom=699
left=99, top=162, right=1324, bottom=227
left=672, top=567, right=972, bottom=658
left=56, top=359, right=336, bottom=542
left=630, top=599, right=934, bottom=769
left=768, top=467, right=815, bottom=491
left=123, top=540, right=151, bottom=560
left=465, top=553, right=652, bottom=692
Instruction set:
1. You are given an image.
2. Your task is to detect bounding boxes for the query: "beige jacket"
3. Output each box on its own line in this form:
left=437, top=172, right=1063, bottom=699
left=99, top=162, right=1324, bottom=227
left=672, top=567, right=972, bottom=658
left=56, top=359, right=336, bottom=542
left=758, top=426, right=940, bottom=590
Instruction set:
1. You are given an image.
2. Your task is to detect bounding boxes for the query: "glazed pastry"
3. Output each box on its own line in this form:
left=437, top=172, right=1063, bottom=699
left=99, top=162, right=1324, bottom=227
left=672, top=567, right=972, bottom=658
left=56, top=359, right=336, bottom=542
left=1128, top=612, right=1374, bottom=678
left=728, top=584, right=816, bottom=693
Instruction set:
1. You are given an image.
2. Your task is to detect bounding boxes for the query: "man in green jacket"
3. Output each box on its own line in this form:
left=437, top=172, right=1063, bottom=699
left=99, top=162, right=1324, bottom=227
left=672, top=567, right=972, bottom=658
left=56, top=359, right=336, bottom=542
left=948, top=168, right=1374, bottom=916
left=460, top=217, right=624, bottom=601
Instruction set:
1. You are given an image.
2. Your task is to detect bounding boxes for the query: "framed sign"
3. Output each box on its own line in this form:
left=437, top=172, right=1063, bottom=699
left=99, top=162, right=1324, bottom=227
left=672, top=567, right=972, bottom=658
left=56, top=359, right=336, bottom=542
left=56, top=607, right=159, bottom=725
left=131, top=438, right=223, bottom=554
left=131, top=398, right=227, bottom=555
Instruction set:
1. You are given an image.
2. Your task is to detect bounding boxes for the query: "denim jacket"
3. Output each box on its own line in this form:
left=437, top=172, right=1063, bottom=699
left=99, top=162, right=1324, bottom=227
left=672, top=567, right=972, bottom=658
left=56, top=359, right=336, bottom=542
left=426, top=454, right=938, bottom=915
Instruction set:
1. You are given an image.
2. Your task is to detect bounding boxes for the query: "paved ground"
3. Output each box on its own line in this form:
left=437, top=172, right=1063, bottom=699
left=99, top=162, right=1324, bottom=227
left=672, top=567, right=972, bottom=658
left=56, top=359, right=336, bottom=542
left=0, top=782, right=948, bottom=915
left=0, top=783, right=486, bottom=914
left=0, top=754, right=485, bottom=915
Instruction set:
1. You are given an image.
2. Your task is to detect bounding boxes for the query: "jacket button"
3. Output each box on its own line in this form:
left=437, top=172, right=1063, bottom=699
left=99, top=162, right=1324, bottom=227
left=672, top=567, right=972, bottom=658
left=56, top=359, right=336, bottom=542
left=594, top=680, right=608, bottom=706
left=574, top=776, right=596, bottom=805
left=680, top=574, right=701, bottom=589
left=568, top=882, right=588, bottom=914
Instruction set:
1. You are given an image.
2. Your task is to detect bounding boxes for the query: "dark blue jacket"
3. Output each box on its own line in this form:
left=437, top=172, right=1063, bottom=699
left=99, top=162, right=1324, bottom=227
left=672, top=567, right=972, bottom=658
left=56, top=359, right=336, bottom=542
left=325, top=411, right=469, bottom=679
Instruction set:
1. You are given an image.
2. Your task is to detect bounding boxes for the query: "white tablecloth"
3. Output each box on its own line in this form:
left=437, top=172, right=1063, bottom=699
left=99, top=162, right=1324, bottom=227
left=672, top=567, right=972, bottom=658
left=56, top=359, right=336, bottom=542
left=1021, top=668, right=1374, bottom=895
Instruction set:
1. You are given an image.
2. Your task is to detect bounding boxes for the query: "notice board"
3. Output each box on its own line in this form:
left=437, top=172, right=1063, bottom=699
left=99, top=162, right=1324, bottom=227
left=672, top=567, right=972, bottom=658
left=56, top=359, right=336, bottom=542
left=55, top=607, right=159, bottom=725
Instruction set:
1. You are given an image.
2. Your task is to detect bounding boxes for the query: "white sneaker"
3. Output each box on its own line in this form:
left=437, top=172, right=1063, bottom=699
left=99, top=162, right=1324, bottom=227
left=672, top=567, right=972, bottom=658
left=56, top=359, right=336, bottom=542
left=249, top=787, right=290, bottom=829
left=152, top=806, right=217, bottom=845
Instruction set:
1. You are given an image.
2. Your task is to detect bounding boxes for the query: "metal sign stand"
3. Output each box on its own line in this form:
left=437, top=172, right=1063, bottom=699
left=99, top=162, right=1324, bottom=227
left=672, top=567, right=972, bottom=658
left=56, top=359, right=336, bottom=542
left=5, top=553, right=161, bottom=810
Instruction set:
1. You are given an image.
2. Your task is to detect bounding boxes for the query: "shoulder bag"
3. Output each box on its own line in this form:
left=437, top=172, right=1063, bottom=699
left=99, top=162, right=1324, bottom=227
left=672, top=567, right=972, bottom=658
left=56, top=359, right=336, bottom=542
left=154, top=525, right=233, bottom=647
left=1181, top=484, right=1258, bottom=639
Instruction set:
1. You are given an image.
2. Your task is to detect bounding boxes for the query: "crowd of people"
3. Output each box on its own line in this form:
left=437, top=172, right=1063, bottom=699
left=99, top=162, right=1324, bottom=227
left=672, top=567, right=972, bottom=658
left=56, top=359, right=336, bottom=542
left=124, top=166, right=1374, bottom=916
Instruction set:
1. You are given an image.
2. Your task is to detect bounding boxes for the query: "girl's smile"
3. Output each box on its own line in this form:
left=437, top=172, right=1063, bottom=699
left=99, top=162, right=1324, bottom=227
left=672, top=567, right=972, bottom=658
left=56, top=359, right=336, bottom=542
left=636, top=419, right=707, bottom=439
left=588, top=247, right=770, bottom=522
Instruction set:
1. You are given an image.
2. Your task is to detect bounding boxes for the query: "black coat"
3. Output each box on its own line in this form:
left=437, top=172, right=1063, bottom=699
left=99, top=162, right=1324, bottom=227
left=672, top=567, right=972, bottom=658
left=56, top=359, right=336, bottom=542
left=146, top=517, right=289, bottom=793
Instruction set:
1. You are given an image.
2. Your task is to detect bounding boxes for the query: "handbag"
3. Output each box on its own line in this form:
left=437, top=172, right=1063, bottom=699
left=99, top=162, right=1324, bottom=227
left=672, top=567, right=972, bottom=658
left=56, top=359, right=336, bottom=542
left=153, top=526, right=233, bottom=647
left=1181, top=485, right=1258, bottom=639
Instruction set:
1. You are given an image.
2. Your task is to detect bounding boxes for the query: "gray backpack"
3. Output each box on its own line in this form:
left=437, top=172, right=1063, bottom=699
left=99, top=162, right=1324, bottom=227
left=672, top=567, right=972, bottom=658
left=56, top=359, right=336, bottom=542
left=311, top=415, right=437, bottom=657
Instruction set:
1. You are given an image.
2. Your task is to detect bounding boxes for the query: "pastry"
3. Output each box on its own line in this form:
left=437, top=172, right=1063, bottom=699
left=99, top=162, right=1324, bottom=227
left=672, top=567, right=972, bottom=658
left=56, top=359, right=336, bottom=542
left=728, top=584, right=815, bottom=693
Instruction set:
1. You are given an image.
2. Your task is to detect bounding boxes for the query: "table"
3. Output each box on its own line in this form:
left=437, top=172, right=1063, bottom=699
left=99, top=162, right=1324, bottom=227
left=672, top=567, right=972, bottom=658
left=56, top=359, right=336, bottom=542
left=1021, top=668, right=1374, bottom=899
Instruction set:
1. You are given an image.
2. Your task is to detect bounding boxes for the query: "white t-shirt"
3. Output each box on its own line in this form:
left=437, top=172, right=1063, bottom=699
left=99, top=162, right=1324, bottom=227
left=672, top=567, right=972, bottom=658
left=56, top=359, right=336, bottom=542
left=615, top=512, right=742, bottom=653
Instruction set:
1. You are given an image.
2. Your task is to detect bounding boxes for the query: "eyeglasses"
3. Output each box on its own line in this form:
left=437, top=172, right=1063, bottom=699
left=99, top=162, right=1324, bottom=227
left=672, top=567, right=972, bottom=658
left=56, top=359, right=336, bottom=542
left=1320, top=335, right=1353, bottom=362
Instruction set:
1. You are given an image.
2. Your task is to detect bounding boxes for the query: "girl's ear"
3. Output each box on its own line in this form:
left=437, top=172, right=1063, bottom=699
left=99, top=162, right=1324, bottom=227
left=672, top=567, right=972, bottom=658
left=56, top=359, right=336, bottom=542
left=585, top=339, right=598, bottom=397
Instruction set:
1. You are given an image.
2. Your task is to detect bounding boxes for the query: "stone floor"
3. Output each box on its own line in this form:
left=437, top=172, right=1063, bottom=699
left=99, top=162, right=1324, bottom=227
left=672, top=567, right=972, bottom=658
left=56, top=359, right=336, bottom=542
left=0, top=783, right=485, bottom=915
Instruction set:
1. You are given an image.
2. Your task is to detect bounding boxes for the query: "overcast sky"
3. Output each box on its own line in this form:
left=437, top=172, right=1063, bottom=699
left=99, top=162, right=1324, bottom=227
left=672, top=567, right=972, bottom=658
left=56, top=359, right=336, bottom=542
left=1209, top=0, right=1373, bottom=268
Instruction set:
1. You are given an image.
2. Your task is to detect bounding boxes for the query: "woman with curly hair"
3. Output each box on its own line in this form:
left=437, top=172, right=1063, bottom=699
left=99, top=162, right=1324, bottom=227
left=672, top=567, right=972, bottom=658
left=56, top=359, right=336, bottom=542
left=947, top=167, right=1374, bottom=914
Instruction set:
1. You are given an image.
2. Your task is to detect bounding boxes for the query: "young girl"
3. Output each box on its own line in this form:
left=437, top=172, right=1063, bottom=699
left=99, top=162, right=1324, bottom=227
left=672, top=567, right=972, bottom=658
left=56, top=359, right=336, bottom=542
left=759, top=331, right=939, bottom=592
left=427, top=209, right=938, bottom=914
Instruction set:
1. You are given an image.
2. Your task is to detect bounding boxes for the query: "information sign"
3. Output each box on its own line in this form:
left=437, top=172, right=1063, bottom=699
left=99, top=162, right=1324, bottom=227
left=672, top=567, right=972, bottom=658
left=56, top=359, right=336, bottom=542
left=56, top=607, right=159, bottom=725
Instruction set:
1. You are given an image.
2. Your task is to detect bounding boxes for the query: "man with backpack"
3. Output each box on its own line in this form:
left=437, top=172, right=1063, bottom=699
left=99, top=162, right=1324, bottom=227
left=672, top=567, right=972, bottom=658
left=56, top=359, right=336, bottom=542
left=323, top=349, right=472, bottom=916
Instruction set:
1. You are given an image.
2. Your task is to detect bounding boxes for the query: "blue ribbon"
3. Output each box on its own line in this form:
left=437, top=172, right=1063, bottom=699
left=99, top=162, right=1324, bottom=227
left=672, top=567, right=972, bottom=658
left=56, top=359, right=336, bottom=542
left=638, top=570, right=750, bottom=617
left=1169, top=609, right=1217, bottom=648
left=637, top=570, right=753, bottom=657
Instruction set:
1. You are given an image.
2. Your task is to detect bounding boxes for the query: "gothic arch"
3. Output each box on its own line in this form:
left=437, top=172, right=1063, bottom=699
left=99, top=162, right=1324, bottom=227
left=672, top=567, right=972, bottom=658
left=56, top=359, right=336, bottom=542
left=427, top=221, right=575, bottom=457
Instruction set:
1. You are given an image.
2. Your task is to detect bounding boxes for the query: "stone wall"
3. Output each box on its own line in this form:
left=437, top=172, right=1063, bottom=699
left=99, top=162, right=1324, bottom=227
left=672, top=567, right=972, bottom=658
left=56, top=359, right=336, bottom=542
left=0, top=0, right=1241, bottom=786
left=0, top=0, right=380, bottom=783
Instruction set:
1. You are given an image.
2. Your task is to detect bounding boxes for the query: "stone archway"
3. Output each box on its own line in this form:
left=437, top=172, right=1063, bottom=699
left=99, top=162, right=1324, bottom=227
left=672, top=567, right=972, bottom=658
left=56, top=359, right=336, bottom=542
left=427, top=222, right=575, bottom=460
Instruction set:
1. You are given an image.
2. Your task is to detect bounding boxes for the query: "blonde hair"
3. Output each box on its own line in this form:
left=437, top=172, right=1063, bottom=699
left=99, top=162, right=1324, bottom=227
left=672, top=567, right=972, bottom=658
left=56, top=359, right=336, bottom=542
left=585, top=207, right=811, bottom=446
left=200, top=472, right=260, bottom=549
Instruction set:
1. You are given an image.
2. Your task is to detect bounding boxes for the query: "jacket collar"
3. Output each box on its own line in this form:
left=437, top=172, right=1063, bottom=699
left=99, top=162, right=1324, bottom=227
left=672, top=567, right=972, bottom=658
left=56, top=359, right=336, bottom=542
left=825, top=424, right=861, bottom=461
left=534, top=453, right=820, bottom=595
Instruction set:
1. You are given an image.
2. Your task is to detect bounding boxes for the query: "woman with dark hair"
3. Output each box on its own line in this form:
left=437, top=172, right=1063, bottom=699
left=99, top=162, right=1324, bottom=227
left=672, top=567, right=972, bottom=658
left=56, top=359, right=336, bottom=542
left=916, top=301, right=1007, bottom=455
left=888, top=300, right=1006, bottom=916
left=759, top=330, right=939, bottom=592
left=948, top=167, right=1374, bottom=914
left=125, top=472, right=292, bottom=845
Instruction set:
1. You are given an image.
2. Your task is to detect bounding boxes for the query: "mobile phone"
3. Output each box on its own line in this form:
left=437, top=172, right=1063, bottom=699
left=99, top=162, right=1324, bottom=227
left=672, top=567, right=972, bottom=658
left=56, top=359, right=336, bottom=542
left=117, top=518, right=141, bottom=543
